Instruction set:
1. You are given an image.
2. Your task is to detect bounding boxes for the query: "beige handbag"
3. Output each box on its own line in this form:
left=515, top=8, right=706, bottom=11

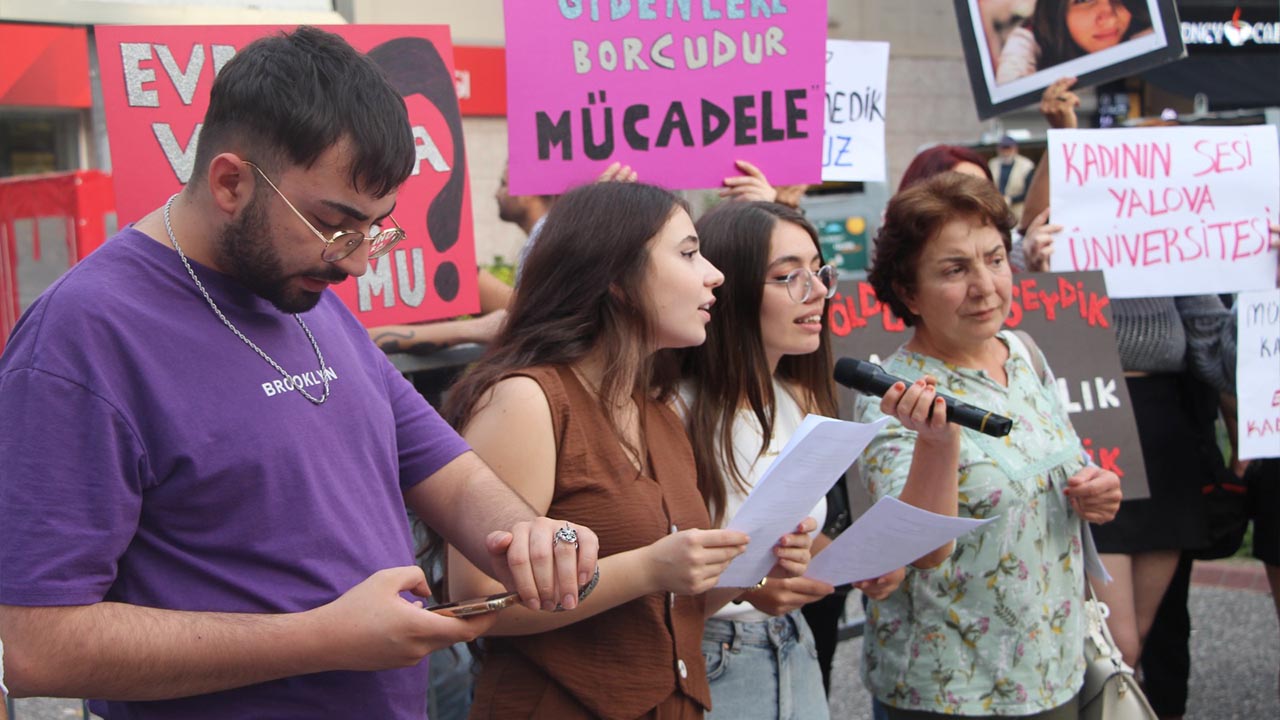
left=1079, top=587, right=1158, bottom=720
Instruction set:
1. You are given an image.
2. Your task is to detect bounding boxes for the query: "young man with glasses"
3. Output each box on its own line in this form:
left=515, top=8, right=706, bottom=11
left=0, top=27, right=597, bottom=719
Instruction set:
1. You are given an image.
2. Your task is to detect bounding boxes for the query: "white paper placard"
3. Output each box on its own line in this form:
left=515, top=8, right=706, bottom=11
left=806, top=496, right=993, bottom=585
left=718, top=414, right=889, bottom=588
left=821, top=40, right=888, bottom=183
left=1237, top=289, right=1280, bottom=460
left=1048, top=126, right=1279, bottom=298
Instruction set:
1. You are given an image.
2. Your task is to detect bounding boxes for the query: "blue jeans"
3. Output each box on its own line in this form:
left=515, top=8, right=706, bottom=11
left=702, top=610, right=830, bottom=720
left=427, top=643, right=473, bottom=720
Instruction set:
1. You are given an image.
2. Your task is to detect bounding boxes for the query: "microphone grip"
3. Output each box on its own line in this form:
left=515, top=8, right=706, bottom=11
left=834, top=358, right=1013, bottom=438
left=943, top=397, right=1013, bottom=438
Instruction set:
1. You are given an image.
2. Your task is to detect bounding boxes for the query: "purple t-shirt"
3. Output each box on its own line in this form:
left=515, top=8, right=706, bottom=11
left=0, top=228, right=470, bottom=718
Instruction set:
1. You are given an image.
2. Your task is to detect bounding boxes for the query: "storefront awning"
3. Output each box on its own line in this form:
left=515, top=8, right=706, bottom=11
left=0, top=23, right=90, bottom=109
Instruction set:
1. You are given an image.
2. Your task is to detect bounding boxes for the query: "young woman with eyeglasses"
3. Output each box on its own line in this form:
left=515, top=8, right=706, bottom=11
left=672, top=201, right=903, bottom=719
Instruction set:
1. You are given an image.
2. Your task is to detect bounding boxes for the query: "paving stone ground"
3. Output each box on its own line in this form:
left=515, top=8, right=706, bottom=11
left=8, top=560, right=1277, bottom=719
left=828, top=559, right=1279, bottom=720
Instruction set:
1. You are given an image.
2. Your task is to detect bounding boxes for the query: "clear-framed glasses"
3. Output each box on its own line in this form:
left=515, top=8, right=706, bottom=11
left=764, top=264, right=838, bottom=304
left=243, top=161, right=405, bottom=263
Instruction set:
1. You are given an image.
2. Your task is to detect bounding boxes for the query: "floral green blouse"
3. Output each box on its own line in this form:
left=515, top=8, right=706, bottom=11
left=854, top=331, right=1088, bottom=716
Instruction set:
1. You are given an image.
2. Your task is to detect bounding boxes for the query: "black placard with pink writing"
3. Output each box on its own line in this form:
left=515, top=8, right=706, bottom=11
left=829, top=270, right=1149, bottom=506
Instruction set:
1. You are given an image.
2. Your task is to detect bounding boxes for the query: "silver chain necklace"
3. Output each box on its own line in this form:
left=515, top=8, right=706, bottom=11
left=163, top=194, right=331, bottom=405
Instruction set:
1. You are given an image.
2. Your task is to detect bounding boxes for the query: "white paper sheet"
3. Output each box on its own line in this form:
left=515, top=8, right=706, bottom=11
left=822, top=40, right=888, bottom=183
left=805, top=496, right=994, bottom=586
left=1047, top=126, right=1279, bottom=299
left=718, top=414, right=890, bottom=588
left=1081, top=520, right=1113, bottom=584
left=1236, top=289, right=1280, bottom=460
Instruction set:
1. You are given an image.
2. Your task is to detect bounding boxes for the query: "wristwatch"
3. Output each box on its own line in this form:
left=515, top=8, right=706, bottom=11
left=732, top=576, right=768, bottom=604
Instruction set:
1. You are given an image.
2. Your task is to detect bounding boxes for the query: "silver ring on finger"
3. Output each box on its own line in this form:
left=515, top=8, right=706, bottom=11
left=553, top=523, right=579, bottom=549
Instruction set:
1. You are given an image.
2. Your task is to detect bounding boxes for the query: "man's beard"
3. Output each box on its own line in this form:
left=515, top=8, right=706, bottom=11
left=216, top=195, right=347, bottom=314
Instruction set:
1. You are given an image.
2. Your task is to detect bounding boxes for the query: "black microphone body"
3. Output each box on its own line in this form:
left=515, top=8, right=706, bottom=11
left=835, top=357, right=1013, bottom=438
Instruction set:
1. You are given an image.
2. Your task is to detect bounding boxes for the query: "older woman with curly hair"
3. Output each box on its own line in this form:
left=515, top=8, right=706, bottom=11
left=854, top=172, right=1121, bottom=719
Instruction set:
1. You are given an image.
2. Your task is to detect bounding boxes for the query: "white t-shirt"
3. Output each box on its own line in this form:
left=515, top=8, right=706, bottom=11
left=677, top=379, right=826, bottom=622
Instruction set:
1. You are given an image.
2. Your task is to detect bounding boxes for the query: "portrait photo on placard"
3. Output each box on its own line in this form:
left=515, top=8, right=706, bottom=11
left=956, top=0, right=1185, bottom=119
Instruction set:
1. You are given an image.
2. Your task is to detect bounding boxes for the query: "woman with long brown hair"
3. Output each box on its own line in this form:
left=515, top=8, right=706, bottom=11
left=676, top=201, right=902, bottom=719
left=443, top=182, right=813, bottom=719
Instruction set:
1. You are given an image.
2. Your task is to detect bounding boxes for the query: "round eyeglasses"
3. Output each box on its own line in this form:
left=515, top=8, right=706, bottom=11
left=764, top=264, right=838, bottom=304
left=244, top=161, right=405, bottom=263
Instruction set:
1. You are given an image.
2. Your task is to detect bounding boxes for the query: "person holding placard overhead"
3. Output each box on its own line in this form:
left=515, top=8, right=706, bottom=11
left=855, top=172, right=1122, bottom=719
left=672, top=200, right=904, bottom=719
left=1015, top=80, right=1280, bottom=719
left=441, top=181, right=815, bottom=719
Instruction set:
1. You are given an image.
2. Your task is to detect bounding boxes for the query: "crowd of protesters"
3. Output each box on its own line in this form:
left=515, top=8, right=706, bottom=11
left=1, top=24, right=1278, bottom=720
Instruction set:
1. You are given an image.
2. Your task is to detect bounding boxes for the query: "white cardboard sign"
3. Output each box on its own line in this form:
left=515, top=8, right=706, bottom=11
left=1237, top=289, right=1280, bottom=460
left=821, top=40, right=888, bottom=183
left=1048, top=126, right=1279, bottom=298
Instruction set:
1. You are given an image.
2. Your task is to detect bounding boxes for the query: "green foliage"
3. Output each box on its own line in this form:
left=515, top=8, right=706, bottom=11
left=484, top=255, right=515, bottom=287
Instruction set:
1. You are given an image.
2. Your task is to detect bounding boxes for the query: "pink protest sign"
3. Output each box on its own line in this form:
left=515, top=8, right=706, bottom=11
left=503, top=0, right=827, bottom=196
left=1048, top=126, right=1280, bottom=299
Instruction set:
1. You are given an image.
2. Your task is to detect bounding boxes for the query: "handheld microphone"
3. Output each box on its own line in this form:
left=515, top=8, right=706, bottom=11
left=834, top=357, right=1013, bottom=438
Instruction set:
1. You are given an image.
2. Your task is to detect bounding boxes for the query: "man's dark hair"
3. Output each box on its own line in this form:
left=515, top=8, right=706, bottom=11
left=191, top=26, right=414, bottom=198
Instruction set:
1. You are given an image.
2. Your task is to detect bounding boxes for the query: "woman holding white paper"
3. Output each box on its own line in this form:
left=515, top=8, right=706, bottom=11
left=441, top=182, right=814, bottom=719
left=674, top=200, right=903, bottom=719
left=855, top=172, right=1122, bottom=719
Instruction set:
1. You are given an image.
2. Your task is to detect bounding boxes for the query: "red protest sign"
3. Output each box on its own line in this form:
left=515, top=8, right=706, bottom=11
left=94, top=25, right=478, bottom=326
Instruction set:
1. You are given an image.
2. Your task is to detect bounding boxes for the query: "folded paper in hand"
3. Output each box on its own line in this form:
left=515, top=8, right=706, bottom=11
left=717, top=414, right=890, bottom=588
left=806, top=496, right=995, bottom=586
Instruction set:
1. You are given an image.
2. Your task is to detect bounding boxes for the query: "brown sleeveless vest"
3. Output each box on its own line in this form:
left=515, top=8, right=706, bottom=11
left=468, top=365, right=712, bottom=719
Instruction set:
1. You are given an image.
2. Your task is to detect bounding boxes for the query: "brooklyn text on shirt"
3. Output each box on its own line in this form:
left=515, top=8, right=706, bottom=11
left=260, top=367, right=339, bottom=398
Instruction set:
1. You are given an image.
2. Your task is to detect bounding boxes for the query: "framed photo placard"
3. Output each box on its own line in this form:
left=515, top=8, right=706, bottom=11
left=956, top=0, right=1186, bottom=119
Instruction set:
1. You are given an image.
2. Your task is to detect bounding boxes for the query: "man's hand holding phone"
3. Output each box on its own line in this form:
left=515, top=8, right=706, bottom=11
left=427, top=591, right=520, bottom=618
left=314, top=566, right=502, bottom=672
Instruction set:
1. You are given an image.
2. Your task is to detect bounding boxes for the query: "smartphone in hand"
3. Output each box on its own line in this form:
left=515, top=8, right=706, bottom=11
left=427, top=591, right=519, bottom=618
